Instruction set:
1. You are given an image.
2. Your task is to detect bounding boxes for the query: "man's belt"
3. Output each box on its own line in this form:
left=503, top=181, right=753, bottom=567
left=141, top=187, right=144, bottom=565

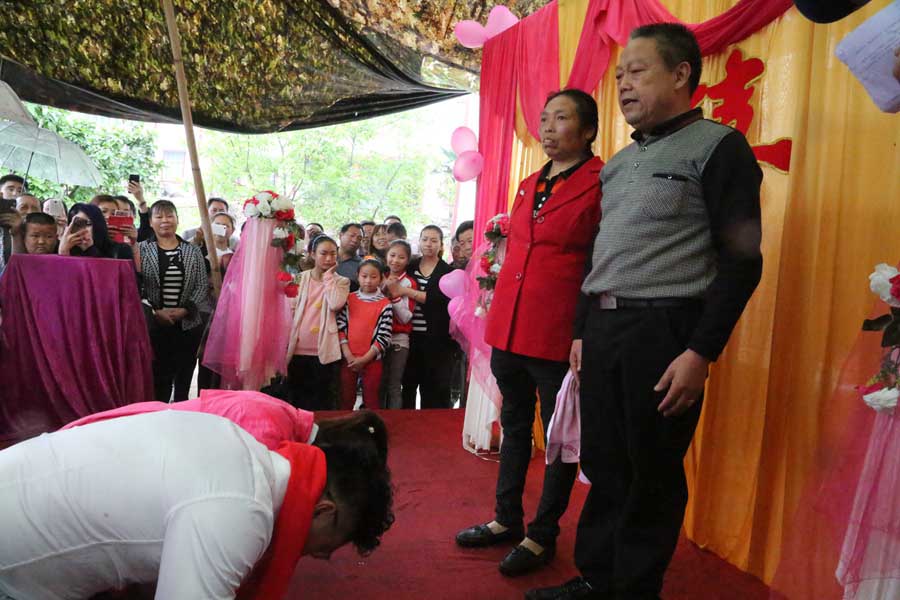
left=592, top=293, right=702, bottom=310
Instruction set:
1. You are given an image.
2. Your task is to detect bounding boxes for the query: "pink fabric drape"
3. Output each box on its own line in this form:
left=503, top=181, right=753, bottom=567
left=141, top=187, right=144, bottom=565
left=203, top=218, right=291, bottom=390
left=0, top=255, right=153, bottom=442
left=474, top=26, right=520, bottom=244
left=568, top=0, right=794, bottom=96
left=516, top=2, right=561, bottom=140
left=768, top=309, right=885, bottom=600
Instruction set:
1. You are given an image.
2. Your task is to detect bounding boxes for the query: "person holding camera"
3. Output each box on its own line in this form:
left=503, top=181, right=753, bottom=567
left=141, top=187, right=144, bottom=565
left=58, top=203, right=133, bottom=261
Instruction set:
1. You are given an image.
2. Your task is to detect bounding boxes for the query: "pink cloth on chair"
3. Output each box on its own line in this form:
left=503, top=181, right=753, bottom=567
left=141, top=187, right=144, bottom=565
left=0, top=255, right=153, bottom=443
left=62, top=389, right=315, bottom=450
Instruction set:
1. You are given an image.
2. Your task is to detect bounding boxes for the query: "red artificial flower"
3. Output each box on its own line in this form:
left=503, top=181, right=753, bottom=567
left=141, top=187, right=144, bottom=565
left=285, top=233, right=296, bottom=250
left=274, top=209, right=295, bottom=221
left=890, top=274, right=900, bottom=301
left=284, top=283, right=300, bottom=298
left=244, top=198, right=259, bottom=208
left=859, top=382, right=885, bottom=396
left=276, top=271, right=293, bottom=283
left=496, top=214, right=510, bottom=236
left=263, top=190, right=279, bottom=199
left=480, top=254, right=491, bottom=273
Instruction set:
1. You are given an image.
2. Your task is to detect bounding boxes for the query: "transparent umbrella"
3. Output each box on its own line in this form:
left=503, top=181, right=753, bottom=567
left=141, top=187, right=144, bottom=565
left=0, top=81, right=35, bottom=126
left=0, top=121, right=102, bottom=187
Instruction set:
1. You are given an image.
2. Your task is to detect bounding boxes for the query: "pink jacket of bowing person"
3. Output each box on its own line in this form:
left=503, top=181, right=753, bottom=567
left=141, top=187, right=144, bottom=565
left=63, top=389, right=317, bottom=450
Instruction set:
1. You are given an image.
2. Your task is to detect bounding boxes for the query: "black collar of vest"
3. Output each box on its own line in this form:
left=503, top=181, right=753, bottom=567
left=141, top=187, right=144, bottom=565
left=631, top=108, right=703, bottom=143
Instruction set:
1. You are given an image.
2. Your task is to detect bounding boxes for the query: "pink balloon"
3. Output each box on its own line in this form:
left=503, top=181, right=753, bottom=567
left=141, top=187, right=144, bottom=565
left=453, top=150, right=484, bottom=182
left=484, top=6, right=519, bottom=38
left=451, top=127, right=478, bottom=155
left=454, top=20, right=488, bottom=49
left=448, top=296, right=464, bottom=320
left=440, top=269, right=468, bottom=299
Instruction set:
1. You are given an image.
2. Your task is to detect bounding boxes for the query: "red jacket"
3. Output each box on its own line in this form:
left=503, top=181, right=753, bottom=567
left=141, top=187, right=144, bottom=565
left=485, top=157, right=603, bottom=362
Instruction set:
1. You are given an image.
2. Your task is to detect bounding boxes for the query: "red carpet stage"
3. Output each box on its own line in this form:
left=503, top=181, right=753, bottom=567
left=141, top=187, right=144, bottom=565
left=292, top=409, right=769, bottom=599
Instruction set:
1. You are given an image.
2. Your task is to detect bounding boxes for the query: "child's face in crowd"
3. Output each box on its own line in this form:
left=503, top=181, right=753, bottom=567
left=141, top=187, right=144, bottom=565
left=386, top=246, right=409, bottom=275
left=314, top=241, right=338, bottom=272
left=357, top=264, right=382, bottom=293
left=212, top=214, right=235, bottom=240
left=24, top=223, right=58, bottom=254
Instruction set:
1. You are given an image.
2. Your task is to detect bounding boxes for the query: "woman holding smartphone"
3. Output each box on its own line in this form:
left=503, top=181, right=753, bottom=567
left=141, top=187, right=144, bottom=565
left=138, top=200, right=210, bottom=402
left=58, top=203, right=133, bottom=261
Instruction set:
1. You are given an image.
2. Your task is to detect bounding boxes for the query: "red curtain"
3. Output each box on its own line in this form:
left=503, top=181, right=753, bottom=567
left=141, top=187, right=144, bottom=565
left=516, top=3, right=561, bottom=142
left=474, top=26, right=520, bottom=244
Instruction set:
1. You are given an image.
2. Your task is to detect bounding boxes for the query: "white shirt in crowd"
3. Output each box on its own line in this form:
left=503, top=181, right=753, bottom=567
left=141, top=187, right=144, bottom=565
left=0, top=411, right=291, bottom=600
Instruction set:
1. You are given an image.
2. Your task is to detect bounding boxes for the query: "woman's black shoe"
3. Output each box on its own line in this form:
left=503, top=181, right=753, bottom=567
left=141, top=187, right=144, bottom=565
left=499, top=544, right=555, bottom=576
left=455, top=523, right=524, bottom=547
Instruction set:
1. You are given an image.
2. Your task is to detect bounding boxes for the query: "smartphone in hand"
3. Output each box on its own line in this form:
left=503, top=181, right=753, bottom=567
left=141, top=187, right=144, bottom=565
left=128, top=174, right=141, bottom=184
left=108, top=211, right=132, bottom=244
left=211, top=223, right=227, bottom=237
left=70, top=216, right=91, bottom=234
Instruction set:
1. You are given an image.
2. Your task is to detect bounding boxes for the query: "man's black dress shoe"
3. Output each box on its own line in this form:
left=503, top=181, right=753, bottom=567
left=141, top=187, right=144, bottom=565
left=499, top=544, right=555, bottom=576
left=524, top=577, right=604, bottom=600
left=455, top=523, right=524, bottom=547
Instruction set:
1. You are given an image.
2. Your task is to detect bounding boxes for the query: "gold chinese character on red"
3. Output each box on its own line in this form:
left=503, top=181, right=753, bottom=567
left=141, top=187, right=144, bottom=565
left=692, top=49, right=792, bottom=172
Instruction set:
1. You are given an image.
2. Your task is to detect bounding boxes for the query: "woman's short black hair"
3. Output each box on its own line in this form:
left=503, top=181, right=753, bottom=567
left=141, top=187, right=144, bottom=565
left=544, top=89, right=599, bottom=148
left=314, top=411, right=393, bottom=555
left=453, top=220, right=474, bottom=242
left=150, top=199, right=178, bottom=217
left=386, top=222, right=407, bottom=239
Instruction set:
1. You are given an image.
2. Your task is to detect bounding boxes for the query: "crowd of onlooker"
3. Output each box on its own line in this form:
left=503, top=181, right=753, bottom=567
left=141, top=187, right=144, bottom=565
left=0, top=171, right=474, bottom=410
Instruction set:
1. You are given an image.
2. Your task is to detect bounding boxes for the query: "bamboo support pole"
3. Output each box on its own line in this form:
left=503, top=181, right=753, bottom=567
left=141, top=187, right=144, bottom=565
left=160, top=0, right=221, bottom=295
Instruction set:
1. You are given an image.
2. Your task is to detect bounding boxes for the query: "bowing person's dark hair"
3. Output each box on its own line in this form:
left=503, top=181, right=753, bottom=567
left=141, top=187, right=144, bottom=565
left=544, top=89, right=599, bottom=148
left=313, top=411, right=393, bottom=554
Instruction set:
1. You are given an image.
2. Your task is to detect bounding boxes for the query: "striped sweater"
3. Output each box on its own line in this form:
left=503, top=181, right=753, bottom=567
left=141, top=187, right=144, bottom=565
left=337, top=290, right=393, bottom=358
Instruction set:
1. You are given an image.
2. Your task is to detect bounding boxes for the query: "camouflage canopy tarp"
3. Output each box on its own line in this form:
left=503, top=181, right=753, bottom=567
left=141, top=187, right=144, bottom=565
left=0, top=0, right=545, bottom=133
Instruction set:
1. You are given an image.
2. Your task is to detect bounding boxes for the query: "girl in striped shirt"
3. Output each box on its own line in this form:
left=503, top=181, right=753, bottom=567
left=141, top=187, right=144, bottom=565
left=337, top=258, right=393, bottom=410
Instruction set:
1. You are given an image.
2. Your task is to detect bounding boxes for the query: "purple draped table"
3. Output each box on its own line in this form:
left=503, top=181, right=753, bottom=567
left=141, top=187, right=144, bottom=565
left=0, top=254, right=153, bottom=443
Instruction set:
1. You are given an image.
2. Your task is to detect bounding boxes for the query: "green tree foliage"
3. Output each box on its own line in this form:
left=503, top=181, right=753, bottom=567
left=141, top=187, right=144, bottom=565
left=199, top=114, right=453, bottom=231
left=24, top=105, right=163, bottom=203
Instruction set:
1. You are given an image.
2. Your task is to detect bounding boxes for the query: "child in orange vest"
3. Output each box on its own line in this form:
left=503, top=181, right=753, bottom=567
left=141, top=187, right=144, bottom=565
left=337, top=258, right=393, bottom=410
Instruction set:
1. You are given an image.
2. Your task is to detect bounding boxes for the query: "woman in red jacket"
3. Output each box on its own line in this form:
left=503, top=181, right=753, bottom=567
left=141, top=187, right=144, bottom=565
left=456, top=89, right=603, bottom=577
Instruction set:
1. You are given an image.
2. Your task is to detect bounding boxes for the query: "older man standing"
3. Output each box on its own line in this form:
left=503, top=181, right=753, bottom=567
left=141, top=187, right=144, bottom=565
left=527, top=24, right=763, bottom=600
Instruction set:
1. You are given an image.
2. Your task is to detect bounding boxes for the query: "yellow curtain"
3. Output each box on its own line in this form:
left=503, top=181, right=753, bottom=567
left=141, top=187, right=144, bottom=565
left=504, top=0, right=900, bottom=586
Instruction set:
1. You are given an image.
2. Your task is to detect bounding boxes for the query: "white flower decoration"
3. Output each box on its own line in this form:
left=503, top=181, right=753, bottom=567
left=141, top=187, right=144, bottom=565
left=863, top=387, right=899, bottom=412
left=490, top=263, right=502, bottom=274
left=256, top=191, right=273, bottom=204
left=257, top=200, right=272, bottom=217
left=272, top=227, right=288, bottom=240
left=869, top=263, right=900, bottom=307
left=474, top=306, right=486, bottom=318
left=244, top=202, right=260, bottom=218
left=271, top=195, right=293, bottom=211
